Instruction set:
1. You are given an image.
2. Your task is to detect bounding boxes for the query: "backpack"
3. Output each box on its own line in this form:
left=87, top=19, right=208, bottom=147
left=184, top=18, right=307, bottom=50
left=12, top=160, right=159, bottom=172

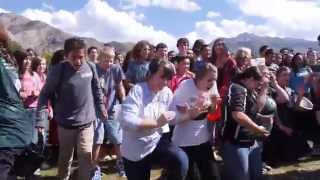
left=50, top=61, right=97, bottom=113
left=14, top=132, right=46, bottom=177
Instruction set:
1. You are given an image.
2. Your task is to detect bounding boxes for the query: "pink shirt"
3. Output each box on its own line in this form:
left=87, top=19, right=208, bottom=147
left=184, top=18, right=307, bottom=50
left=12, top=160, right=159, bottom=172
left=20, top=72, right=40, bottom=108
left=33, top=72, right=52, bottom=114
left=33, top=72, right=46, bottom=90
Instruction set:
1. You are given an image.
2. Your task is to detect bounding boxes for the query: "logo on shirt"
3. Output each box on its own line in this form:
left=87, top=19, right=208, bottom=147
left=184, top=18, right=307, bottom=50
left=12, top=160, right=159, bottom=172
left=81, top=72, right=92, bottom=78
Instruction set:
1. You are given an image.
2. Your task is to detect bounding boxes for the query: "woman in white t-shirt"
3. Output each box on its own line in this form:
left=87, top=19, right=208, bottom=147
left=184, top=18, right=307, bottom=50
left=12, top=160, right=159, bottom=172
left=172, top=63, right=220, bottom=180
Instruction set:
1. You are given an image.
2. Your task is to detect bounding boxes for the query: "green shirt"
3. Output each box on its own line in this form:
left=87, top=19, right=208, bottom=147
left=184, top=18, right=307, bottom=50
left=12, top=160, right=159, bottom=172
left=0, top=58, right=33, bottom=148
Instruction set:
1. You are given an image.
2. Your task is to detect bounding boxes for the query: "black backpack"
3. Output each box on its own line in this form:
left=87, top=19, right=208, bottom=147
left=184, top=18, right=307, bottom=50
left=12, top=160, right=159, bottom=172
left=14, top=132, right=46, bottom=178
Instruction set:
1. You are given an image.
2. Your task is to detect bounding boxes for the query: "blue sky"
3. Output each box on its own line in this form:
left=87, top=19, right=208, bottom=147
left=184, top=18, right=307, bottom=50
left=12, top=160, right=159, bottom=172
left=0, top=0, right=319, bottom=48
left=0, top=0, right=237, bottom=36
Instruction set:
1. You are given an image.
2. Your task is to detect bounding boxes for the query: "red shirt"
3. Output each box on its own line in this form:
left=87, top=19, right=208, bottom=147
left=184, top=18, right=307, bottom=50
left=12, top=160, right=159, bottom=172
left=217, top=58, right=237, bottom=98
left=169, top=73, right=192, bottom=92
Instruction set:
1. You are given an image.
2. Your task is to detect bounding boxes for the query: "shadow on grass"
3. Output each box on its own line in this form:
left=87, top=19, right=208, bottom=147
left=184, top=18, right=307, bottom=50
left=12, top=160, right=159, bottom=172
left=264, top=169, right=320, bottom=180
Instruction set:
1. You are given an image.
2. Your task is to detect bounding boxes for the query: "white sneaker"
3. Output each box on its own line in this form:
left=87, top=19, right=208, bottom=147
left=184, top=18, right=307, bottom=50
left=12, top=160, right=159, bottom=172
left=33, top=168, right=41, bottom=176
left=103, top=155, right=112, bottom=161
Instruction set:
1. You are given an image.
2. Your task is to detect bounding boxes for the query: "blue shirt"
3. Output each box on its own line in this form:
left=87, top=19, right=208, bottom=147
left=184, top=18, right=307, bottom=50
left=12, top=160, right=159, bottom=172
left=289, top=67, right=312, bottom=93
left=125, top=60, right=149, bottom=84
left=97, top=64, right=125, bottom=118
left=193, top=60, right=206, bottom=73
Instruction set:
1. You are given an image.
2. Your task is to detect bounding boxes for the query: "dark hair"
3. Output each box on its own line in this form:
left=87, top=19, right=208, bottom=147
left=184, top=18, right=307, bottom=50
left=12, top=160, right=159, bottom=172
left=147, top=59, right=175, bottom=80
left=122, top=50, right=132, bottom=73
left=211, top=38, right=228, bottom=63
left=26, top=48, right=37, bottom=56
left=259, top=45, right=269, bottom=56
left=276, top=66, right=290, bottom=77
left=14, top=50, right=29, bottom=75
left=167, top=51, right=176, bottom=62
left=31, top=57, right=45, bottom=72
left=0, top=24, right=14, bottom=66
left=265, top=48, right=274, bottom=56
left=132, top=40, right=149, bottom=60
left=192, top=39, right=205, bottom=56
left=176, top=38, right=189, bottom=48
left=279, top=47, right=289, bottom=54
left=156, top=43, right=167, bottom=50
left=50, top=49, right=65, bottom=66
left=64, top=37, right=86, bottom=56
left=87, top=46, right=98, bottom=54
left=0, top=25, right=8, bottom=49
left=103, top=43, right=113, bottom=47
left=291, top=52, right=305, bottom=72
left=200, top=44, right=210, bottom=52
left=194, top=63, right=217, bottom=82
left=318, top=34, right=320, bottom=41
left=236, top=66, right=263, bottom=81
left=172, top=55, right=189, bottom=64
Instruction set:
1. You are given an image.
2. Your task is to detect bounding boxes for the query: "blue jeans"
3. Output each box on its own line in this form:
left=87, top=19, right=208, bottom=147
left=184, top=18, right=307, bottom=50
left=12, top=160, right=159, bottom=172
left=28, top=108, right=49, bottom=144
left=181, top=142, right=220, bottom=180
left=93, top=118, right=123, bottom=145
left=221, top=141, right=262, bottom=180
left=104, top=119, right=122, bottom=145
left=123, top=136, right=189, bottom=180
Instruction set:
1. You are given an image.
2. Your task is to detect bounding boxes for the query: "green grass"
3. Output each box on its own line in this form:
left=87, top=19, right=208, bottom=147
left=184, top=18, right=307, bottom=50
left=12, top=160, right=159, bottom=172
left=26, top=156, right=320, bottom=180
left=38, top=160, right=162, bottom=180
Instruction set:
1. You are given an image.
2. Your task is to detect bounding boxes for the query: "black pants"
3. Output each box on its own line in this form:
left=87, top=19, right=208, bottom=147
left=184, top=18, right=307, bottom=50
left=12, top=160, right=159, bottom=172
left=0, top=148, right=24, bottom=180
left=262, top=126, right=311, bottom=166
left=123, top=136, right=189, bottom=180
left=182, top=142, right=220, bottom=180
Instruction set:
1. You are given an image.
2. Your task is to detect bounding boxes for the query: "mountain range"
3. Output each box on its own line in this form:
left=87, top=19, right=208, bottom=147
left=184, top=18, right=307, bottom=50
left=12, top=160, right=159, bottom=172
left=0, top=12, right=318, bottom=56
left=0, top=13, right=133, bottom=54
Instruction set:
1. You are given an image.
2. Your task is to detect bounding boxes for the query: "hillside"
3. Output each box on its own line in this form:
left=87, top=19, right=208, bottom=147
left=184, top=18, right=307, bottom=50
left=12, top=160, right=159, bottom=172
left=224, top=33, right=318, bottom=56
left=0, top=13, right=133, bottom=54
left=0, top=12, right=318, bottom=56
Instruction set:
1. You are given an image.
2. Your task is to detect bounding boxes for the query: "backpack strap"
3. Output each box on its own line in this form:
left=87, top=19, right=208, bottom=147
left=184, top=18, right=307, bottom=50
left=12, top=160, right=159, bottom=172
left=51, top=62, right=66, bottom=107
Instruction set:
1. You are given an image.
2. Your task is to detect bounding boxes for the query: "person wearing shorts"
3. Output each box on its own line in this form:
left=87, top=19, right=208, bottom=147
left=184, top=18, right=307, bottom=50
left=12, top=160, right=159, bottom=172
left=92, top=46, right=126, bottom=178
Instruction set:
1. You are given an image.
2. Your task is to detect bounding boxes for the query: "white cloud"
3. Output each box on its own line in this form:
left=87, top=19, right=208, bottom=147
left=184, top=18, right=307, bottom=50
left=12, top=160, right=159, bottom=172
left=186, top=19, right=276, bottom=43
left=22, top=9, right=77, bottom=33
left=229, top=0, right=320, bottom=40
left=0, top=8, right=10, bottom=13
left=127, top=11, right=146, bottom=21
left=21, top=0, right=176, bottom=48
left=121, top=0, right=201, bottom=12
left=188, top=0, right=320, bottom=43
left=206, top=11, right=221, bottom=18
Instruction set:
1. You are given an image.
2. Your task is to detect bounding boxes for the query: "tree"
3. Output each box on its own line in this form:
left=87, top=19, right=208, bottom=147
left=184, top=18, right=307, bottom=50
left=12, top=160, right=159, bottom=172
left=43, top=51, right=53, bottom=64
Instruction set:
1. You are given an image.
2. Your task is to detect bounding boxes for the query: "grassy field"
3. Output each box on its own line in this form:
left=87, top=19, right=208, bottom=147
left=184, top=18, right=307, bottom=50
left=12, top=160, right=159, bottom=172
left=24, top=156, right=320, bottom=180
left=37, top=160, right=163, bottom=180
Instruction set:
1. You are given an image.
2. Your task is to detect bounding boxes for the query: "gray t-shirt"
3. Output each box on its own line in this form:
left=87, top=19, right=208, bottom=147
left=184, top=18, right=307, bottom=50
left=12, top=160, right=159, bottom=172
left=37, top=61, right=105, bottom=128
left=97, top=64, right=125, bottom=118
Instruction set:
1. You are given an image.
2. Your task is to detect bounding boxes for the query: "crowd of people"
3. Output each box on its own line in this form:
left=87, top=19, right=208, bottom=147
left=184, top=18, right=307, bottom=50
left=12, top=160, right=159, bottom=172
left=1, top=23, right=320, bottom=180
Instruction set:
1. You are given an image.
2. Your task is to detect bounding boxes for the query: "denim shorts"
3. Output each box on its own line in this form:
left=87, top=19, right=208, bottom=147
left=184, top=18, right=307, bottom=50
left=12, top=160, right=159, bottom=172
left=104, top=119, right=122, bottom=145
left=93, top=118, right=105, bottom=145
left=93, top=118, right=122, bottom=145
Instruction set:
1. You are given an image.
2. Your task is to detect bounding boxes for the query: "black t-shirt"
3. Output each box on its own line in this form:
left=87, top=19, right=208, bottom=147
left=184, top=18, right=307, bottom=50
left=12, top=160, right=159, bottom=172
left=222, top=82, right=259, bottom=145
left=272, top=86, right=295, bottom=127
